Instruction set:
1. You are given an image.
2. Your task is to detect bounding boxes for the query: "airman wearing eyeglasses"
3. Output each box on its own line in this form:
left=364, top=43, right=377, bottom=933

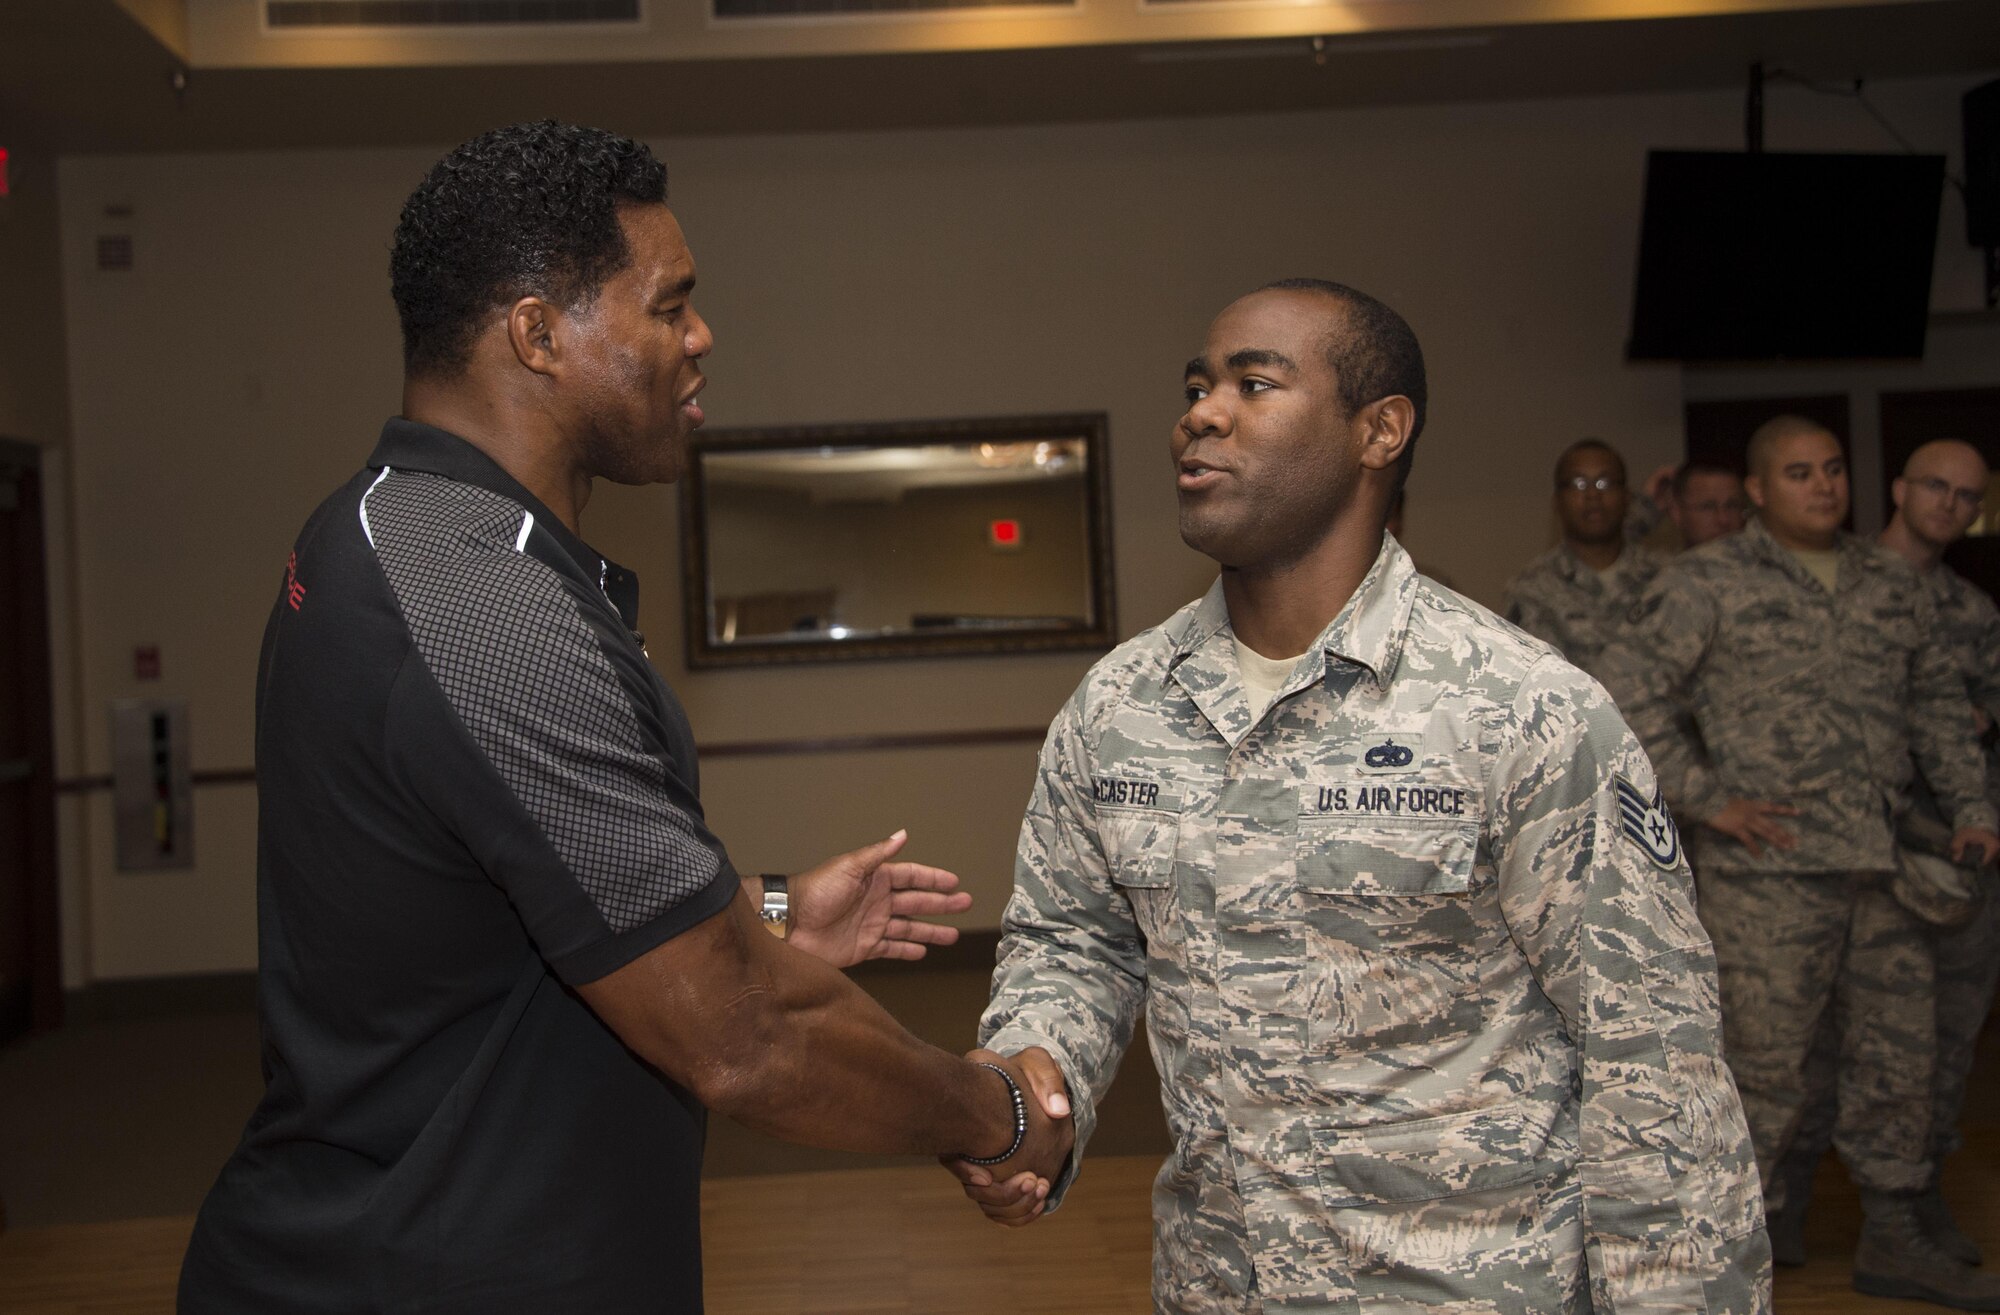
left=1505, top=439, right=1668, bottom=675
left=1597, top=416, right=2000, bottom=1311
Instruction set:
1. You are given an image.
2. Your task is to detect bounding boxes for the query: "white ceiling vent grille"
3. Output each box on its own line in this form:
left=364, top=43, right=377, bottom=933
left=713, top=0, right=1068, bottom=19
left=266, top=1, right=641, bottom=29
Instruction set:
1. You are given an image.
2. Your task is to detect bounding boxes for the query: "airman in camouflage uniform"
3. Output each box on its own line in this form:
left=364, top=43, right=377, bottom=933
left=1904, top=562, right=2000, bottom=1210
left=1774, top=439, right=2000, bottom=1271
left=1507, top=440, right=1669, bottom=676
left=963, top=280, right=1768, bottom=1314
left=1597, top=418, right=2000, bottom=1310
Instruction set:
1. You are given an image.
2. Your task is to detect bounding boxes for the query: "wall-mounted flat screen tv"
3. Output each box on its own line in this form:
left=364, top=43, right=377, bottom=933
left=1628, top=150, right=1945, bottom=361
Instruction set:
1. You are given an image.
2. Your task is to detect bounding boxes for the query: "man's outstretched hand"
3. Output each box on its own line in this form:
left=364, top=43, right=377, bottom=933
left=784, top=830, right=973, bottom=970
left=942, top=1047, right=1074, bottom=1227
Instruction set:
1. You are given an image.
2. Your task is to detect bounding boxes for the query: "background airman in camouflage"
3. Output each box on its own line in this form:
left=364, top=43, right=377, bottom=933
left=1506, top=439, right=1668, bottom=676
left=950, top=280, right=1769, bottom=1314
left=1598, top=416, right=2000, bottom=1311
left=1769, top=438, right=2000, bottom=1276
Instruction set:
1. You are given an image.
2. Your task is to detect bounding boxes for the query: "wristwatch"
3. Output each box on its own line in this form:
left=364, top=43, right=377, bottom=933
left=758, top=875, right=790, bottom=940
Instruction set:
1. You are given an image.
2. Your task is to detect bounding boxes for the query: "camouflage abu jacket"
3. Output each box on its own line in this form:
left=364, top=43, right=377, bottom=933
left=1505, top=541, right=1667, bottom=678
left=982, top=537, right=1769, bottom=1315
left=1901, top=561, right=2000, bottom=857
left=1598, top=518, right=1996, bottom=875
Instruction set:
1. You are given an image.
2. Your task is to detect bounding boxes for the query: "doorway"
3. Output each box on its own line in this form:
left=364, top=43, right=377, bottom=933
left=0, top=437, right=62, bottom=1040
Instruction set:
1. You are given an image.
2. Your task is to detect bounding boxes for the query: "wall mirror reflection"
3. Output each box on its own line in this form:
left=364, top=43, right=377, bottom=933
left=679, top=413, right=1117, bottom=668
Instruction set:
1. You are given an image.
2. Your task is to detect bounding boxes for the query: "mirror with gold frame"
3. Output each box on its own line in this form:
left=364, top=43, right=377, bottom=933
left=678, top=413, right=1116, bottom=668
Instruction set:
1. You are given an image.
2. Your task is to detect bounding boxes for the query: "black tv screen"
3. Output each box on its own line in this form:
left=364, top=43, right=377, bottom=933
left=1628, top=150, right=1945, bottom=361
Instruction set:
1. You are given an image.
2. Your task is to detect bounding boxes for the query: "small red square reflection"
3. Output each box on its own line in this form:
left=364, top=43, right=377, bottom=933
left=989, top=519, right=1022, bottom=548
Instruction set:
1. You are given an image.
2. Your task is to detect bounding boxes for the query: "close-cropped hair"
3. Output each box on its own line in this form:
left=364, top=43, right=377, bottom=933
left=390, top=120, right=669, bottom=377
left=1261, top=277, right=1428, bottom=489
left=1672, top=460, right=1741, bottom=500
left=1745, top=414, right=1837, bottom=477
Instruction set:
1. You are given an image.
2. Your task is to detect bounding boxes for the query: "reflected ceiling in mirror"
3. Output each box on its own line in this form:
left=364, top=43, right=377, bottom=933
left=679, top=413, right=1117, bottom=667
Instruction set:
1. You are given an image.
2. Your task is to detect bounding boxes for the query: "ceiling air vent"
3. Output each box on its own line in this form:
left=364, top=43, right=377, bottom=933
left=266, top=1, right=641, bottom=29
left=714, top=0, right=1068, bottom=19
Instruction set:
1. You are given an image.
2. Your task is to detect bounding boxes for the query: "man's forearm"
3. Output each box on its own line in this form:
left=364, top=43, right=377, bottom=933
left=583, top=895, right=1026, bottom=1164
left=706, top=939, right=1017, bottom=1160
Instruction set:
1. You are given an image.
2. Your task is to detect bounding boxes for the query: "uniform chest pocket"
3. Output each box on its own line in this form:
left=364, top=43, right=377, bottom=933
left=1843, top=605, right=1921, bottom=683
left=1294, top=820, right=1483, bottom=1050
left=1294, top=819, right=1477, bottom=897
left=1100, top=806, right=1184, bottom=949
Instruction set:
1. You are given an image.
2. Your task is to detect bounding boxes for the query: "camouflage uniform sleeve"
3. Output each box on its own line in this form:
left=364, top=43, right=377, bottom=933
left=1491, top=661, right=1772, bottom=1315
left=1906, top=588, right=1999, bottom=835
left=1626, top=488, right=1665, bottom=543
left=1505, top=584, right=1561, bottom=653
left=979, top=692, right=1147, bottom=1208
left=1597, top=569, right=1726, bottom=825
left=1968, top=591, right=2000, bottom=727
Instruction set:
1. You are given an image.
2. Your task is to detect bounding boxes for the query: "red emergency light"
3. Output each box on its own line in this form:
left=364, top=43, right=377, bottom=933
left=989, top=519, right=1022, bottom=548
left=0, top=149, right=10, bottom=198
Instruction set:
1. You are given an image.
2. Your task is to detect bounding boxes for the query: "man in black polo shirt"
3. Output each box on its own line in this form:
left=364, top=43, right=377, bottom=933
left=178, top=121, right=1068, bottom=1312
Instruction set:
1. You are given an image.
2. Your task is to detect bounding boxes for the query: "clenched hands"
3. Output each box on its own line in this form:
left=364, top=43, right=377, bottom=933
left=785, top=830, right=973, bottom=969
left=942, top=1047, right=1075, bottom=1227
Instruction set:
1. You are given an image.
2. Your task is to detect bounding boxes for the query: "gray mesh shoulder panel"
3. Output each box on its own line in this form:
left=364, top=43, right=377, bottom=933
left=366, top=468, right=717, bottom=933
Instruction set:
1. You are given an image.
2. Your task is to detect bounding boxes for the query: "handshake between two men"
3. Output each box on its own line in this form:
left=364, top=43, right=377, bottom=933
left=761, top=827, right=1080, bottom=1224
left=751, top=831, right=1079, bottom=1224
left=944, top=1048, right=1074, bottom=1227
left=184, top=127, right=1769, bottom=1310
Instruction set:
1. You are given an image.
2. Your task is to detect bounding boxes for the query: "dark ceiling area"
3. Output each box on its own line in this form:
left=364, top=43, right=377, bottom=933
left=2, top=1, right=1997, bottom=153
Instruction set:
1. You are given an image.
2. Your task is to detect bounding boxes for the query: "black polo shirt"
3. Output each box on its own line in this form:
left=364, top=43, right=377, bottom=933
left=180, top=419, right=738, bottom=1313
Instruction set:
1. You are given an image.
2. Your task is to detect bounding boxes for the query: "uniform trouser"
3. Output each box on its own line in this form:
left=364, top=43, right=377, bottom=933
left=1696, top=869, right=1935, bottom=1206
left=1786, top=884, right=2000, bottom=1181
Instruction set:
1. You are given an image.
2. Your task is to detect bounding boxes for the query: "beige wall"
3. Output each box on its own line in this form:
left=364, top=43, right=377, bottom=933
left=53, top=71, right=2000, bottom=979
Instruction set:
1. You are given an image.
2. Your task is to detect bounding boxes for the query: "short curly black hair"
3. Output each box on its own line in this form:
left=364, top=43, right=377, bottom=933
left=390, top=120, right=668, bottom=377
left=1261, top=278, right=1428, bottom=492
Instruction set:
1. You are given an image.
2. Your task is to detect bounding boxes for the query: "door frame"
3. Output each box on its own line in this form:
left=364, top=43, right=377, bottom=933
left=1, top=436, right=63, bottom=1035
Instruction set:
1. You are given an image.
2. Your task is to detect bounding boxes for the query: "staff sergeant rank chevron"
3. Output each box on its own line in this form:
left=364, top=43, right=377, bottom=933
left=1616, top=772, right=1681, bottom=868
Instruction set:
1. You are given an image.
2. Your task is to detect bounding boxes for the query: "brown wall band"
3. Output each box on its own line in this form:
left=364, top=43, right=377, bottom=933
left=51, top=726, right=1049, bottom=794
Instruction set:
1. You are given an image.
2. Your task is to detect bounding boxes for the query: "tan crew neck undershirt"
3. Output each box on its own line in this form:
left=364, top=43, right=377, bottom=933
left=1787, top=545, right=1841, bottom=594
left=1232, top=634, right=1303, bottom=721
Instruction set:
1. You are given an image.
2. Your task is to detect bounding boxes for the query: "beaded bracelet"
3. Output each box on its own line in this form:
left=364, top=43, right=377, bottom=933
left=957, top=1061, right=1028, bottom=1166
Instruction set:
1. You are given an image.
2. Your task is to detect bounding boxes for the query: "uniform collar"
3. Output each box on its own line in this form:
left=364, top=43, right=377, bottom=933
left=1165, top=535, right=1417, bottom=745
left=1554, top=539, right=1655, bottom=591
left=368, top=418, right=637, bottom=614
left=1553, top=542, right=1606, bottom=591
left=1742, top=515, right=1862, bottom=594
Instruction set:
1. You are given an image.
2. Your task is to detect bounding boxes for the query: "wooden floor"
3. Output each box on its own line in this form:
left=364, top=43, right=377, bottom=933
left=3, top=1143, right=1994, bottom=1313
